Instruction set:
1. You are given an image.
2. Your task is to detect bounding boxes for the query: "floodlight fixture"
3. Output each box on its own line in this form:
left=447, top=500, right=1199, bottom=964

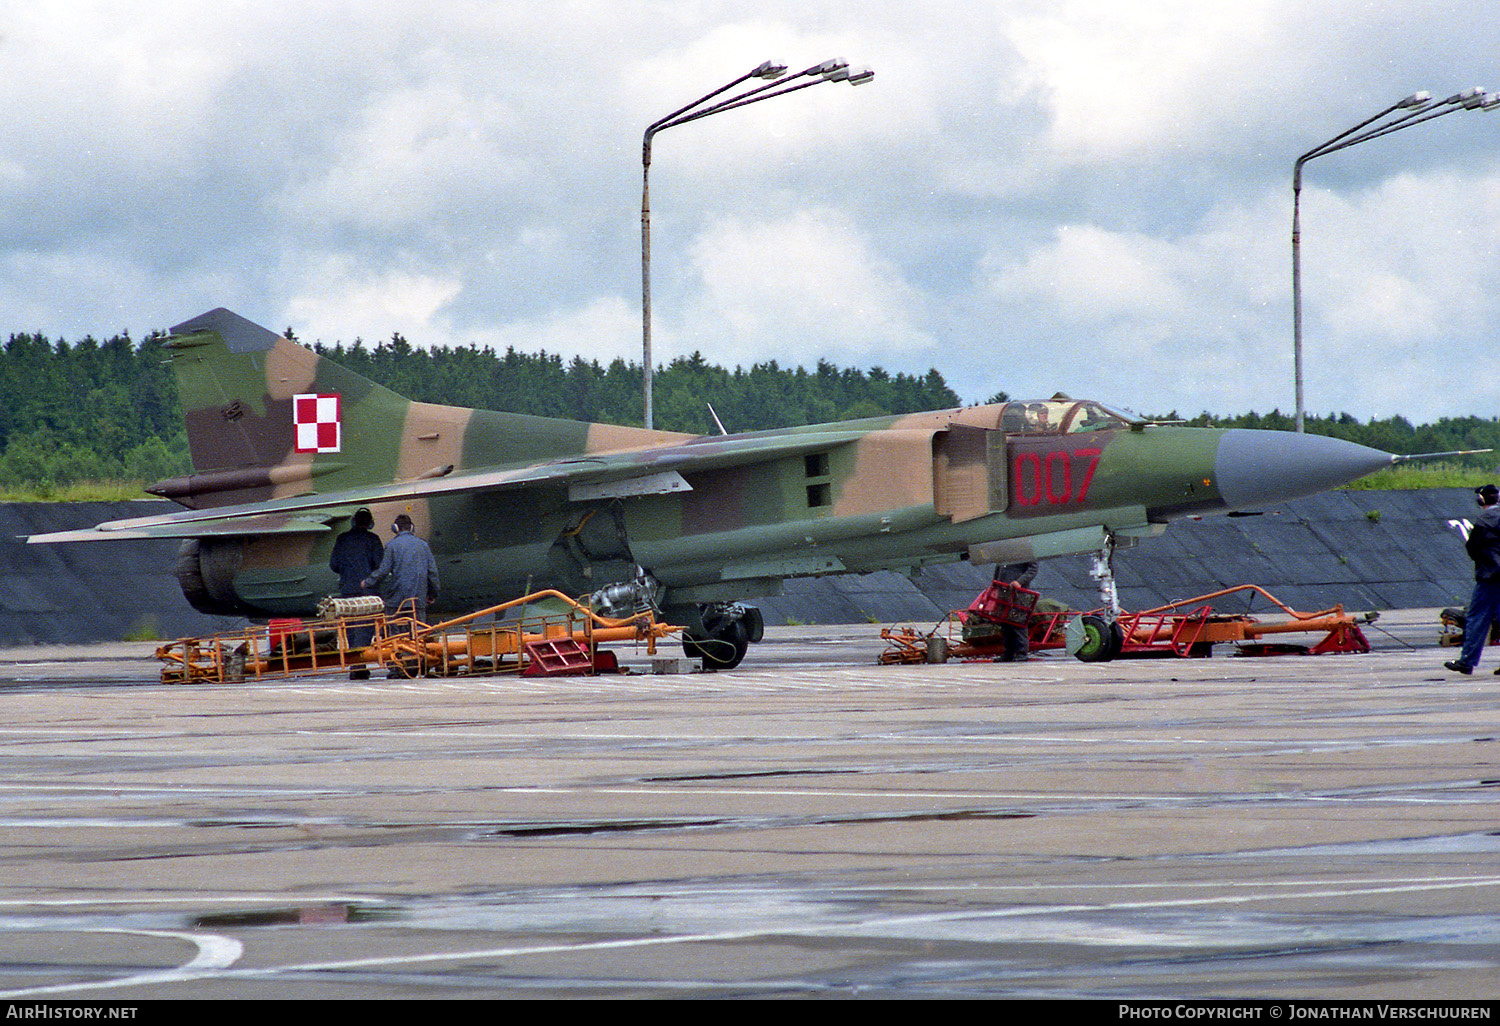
left=640, top=58, right=873, bottom=428
left=1291, top=88, right=1495, bottom=432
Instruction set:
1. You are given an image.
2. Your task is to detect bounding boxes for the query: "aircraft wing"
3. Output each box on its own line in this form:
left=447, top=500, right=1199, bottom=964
left=25, top=427, right=875, bottom=543
left=26, top=513, right=340, bottom=543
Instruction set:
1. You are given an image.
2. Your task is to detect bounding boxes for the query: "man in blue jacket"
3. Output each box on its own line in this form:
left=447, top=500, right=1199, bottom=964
left=363, top=513, right=441, bottom=622
left=1446, top=484, right=1500, bottom=675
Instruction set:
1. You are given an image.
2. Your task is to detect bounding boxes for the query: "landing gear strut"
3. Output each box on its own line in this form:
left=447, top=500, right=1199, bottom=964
left=1068, top=531, right=1124, bottom=662
left=1089, top=531, right=1120, bottom=618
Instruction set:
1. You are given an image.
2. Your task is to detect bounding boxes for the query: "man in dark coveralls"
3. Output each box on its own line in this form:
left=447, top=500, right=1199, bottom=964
left=329, top=507, right=383, bottom=597
left=993, top=561, right=1039, bottom=663
left=329, top=507, right=383, bottom=677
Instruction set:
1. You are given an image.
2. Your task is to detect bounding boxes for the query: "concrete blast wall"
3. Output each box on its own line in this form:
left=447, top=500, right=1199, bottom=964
left=754, top=489, right=1477, bottom=627
left=0, top=503, right=243, bottom=646
left=0, top=491, right=1481, bottom=646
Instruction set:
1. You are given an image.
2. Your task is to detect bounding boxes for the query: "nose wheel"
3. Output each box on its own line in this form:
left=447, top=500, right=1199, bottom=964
left=1072, top=532, right=1124, bottom=662
left=1067, top=613, right=1124, bottom=662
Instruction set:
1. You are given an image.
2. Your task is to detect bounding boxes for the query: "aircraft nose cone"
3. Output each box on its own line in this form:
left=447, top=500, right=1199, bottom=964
left=1215, top=429, right=1392, bottom=510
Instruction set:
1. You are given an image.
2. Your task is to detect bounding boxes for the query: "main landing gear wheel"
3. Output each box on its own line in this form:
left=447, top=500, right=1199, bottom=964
left=673, top=602, right=760, bottom=671
left=683, top=619, right=749, bottom=671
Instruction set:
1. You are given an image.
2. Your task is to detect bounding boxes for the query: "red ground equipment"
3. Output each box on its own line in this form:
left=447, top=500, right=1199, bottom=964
left=881, top=584, right=1374, bottom=664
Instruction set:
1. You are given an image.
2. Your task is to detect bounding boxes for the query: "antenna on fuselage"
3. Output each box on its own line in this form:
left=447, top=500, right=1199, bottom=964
left=707, top=403, right=729, bottom=435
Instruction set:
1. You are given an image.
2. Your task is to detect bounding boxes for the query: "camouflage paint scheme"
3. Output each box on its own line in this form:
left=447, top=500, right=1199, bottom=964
left=28, top=309, right=1396, bottom=664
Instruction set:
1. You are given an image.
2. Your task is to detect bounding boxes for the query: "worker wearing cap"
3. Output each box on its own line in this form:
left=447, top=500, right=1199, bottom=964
left=1446, top=483, right=1500, bottom=675
left=363, top=513, right=441, bottom=622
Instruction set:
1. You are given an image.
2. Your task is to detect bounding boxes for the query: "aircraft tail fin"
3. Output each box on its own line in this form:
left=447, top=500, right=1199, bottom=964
left=152, top=308, right=411, bottom=509
left=152, top=308, right=692, bottom=511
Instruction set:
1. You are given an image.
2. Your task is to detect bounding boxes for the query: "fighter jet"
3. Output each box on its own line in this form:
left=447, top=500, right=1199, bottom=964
left=28, top=308, right=1404, bottom=668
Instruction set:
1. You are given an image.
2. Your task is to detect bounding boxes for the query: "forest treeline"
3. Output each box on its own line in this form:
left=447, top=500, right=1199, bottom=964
left=1, top=328, right=1496, bottom=495
left=0, top=329, right=960, bottom=493
left=309, top=332, right=961, bottom=439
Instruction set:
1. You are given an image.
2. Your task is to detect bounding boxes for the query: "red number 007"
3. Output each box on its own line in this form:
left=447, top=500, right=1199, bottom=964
left=1011, top=447, right=1102, bottom=506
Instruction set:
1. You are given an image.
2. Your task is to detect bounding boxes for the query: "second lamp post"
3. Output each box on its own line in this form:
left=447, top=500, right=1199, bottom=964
left=1291, top=87, right=1497, bottom=432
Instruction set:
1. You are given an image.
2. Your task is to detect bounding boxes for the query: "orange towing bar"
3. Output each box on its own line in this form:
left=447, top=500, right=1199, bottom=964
left=370, top=591, right=676, bottom=677
left=157, top=590, right=681, bottom=684
left=1116, top=586, right=1372, bottom=656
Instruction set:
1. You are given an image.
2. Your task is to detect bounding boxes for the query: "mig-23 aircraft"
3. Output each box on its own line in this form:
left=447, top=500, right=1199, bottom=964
left=28, top=308, right=1405, bottom=668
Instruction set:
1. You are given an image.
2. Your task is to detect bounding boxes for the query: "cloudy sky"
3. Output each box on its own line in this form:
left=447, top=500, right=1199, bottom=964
left=5, top=0, right=1500, bottom=421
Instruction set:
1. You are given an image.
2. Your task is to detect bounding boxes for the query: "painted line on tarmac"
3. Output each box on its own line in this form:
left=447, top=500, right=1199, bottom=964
left=263, top=670, right=1025, bottom=696
left=0, top=777, right=1486, bottom=807
left=0, top=781, right=351, bottom=797
left=0, top=928, right=243, bottom=998
left=302, top=728, right=851, bottom=741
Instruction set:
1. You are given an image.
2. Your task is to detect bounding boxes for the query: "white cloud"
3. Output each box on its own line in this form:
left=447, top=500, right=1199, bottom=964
left=277, top=82, right=529, bottom=234
left=675, top=208, right=934, bottom=367
left=1303, top=170, right=1500, bottom=340
left=4, top=2, right=234, bottom=153
left=989, top=225, right=1191, bottom=322
left=968, top=158, right=1500, bottom=417
left=1003, top=0, right=1288, bottom=161
left=475, top=296, right=643, bottom=366
left=5, top=1, right=1500, bottom=422
left=282, top=257, right=463, bottom=344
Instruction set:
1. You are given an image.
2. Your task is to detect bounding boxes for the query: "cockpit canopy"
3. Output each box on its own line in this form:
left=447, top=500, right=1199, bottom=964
left=998, top=397, right=1140, bottom=436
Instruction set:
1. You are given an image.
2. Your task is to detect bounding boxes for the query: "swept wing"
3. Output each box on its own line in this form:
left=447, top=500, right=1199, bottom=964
left=26, top=428, right=873, bottom=543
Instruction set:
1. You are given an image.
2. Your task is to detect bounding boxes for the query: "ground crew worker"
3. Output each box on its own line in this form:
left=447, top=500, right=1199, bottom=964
left=329, top=507, right=384, bottom=677
left=363, top=513, right=440, bottom=622
left=329, top=507, right=383, bottom=597
left=993, top=561, right=1039, bottom=663
left=1446, top=483, right=1500, bottom=675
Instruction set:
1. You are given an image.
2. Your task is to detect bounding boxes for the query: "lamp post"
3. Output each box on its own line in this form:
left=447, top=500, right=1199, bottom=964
left=1292, top=88, right=1498, bottom=432
left=640, top=59, right=874, bottom=429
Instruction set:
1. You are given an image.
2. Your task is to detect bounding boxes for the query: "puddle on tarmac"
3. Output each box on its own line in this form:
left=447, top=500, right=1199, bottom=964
left=1218, top=829, right=1500, bottom=860
left=165, top=881, right=1500, bottom=966
left=485, top=816, right=729, bottom=837
left=478, top=807, right=1033, bottom=838
left=0, top=806, right=1032, bottom=842
left=371, top=882, right=858, bottom=937
left=4, top=875, right=1495, bottom=997
left=193, top=903, right=400, bottom=928
left=642, top=767, right=852, bottom=782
